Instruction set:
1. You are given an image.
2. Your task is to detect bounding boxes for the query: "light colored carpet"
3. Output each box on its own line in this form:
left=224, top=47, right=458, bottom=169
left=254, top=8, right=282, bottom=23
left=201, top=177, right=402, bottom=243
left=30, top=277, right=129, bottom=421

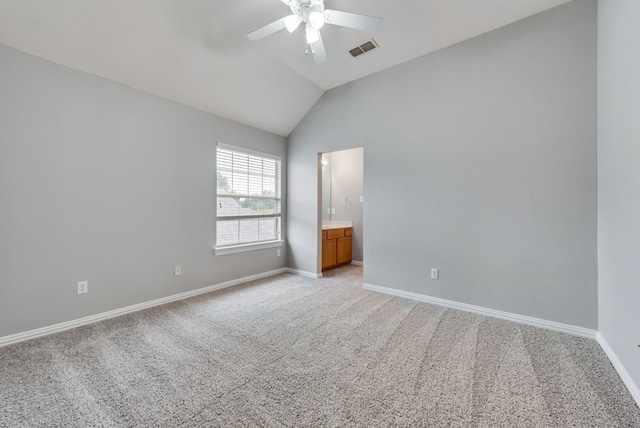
left=1, top=265, right=638, bottom=427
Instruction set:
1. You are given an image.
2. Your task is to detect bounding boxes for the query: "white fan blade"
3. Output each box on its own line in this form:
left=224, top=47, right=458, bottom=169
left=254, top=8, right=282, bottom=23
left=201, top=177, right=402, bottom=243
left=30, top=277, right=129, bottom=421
left=324, top=9, right=383, bottom=33
left=311, top=33, right=327, bottom=64
left=247, top=17, right=287, bottom=41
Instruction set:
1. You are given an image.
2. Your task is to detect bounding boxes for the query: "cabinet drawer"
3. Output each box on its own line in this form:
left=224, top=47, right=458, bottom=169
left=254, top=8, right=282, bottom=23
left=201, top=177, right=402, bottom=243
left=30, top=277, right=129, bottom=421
left=327, top=228, right=345, bottom=239
left=345, top=228, right=352, bottom=237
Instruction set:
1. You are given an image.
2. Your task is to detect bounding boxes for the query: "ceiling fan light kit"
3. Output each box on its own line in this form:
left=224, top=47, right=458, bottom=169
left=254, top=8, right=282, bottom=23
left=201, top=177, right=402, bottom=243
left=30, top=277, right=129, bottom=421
left=284, top=15, right=302, bottom=33
left=247, top=0, right=383, bottom=64
left=309, top=11, right=325, bottom=29
left=305, top=24, right=320, bottom=44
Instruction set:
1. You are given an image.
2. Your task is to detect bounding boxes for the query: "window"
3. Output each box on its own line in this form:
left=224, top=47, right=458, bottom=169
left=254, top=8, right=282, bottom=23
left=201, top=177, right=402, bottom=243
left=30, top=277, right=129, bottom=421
left=215, top=143, right=282, bottom=254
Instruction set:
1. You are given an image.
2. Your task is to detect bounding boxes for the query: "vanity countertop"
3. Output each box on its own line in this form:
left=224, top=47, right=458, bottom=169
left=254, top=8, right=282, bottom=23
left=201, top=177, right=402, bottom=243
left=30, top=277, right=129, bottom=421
left=322, top=221, right=353, bottom=230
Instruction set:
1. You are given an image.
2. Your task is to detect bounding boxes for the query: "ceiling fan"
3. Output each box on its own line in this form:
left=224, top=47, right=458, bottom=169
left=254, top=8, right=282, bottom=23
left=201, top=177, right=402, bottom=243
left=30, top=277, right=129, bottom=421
left=247, top=0, right=383, bottom=64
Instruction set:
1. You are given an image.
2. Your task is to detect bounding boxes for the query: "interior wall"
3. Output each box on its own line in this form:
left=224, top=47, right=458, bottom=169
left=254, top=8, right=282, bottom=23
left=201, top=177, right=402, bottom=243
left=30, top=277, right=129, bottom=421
left=287, top=0, right=597, bottom=328
left=329, top=147, right=364, bottom=263
left=321, top=153, right=332, bottom=222
left=598, top=0, right=640, bottom=392
left=0, top=44, right=287, bottom=338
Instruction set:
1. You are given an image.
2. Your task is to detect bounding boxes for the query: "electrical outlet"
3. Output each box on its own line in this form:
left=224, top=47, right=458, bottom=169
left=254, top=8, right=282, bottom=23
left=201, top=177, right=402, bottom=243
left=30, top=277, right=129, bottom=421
left=359, top=195, right=364, bottom=203
left=174, top=266, right=182, bottom=277
left=277, top=249, right=281, bottom=257
left=77, top=281, right=88, bottom=294
left=430, top=268, right=439, bottom=280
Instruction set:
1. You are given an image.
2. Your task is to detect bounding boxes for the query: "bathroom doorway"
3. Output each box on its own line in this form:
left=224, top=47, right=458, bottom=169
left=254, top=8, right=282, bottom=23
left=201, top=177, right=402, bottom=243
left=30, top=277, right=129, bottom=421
left=319, top=147, right=364, bottom=275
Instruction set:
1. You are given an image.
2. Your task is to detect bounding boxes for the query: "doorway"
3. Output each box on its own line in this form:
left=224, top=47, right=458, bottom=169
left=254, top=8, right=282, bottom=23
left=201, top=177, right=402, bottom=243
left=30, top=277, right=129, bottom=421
left=319, top=147, right=364, bottom=275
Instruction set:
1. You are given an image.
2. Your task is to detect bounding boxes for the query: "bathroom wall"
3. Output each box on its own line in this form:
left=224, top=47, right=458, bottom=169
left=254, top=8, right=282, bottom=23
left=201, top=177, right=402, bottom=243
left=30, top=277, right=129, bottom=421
left=321, top=153, right=332, bottom=222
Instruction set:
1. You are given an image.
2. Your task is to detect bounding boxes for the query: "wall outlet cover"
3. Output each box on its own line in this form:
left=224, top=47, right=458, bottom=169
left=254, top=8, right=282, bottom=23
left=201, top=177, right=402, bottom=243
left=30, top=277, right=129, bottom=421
left=77, top=281, right=88, bottom=294
left=430, top=269, right=439, bottom=280
left=174, top=266, right=182, bottom=277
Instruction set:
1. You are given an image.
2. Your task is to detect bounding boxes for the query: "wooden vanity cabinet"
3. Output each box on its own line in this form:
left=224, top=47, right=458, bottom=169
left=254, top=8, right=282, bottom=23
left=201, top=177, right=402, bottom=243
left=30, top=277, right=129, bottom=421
left=322, top=227, right=352, bottom=271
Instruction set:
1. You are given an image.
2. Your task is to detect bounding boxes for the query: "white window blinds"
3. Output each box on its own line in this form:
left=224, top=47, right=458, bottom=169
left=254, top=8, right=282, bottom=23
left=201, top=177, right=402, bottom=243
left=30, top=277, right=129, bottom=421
left=216, top=144, right=282, bottom=247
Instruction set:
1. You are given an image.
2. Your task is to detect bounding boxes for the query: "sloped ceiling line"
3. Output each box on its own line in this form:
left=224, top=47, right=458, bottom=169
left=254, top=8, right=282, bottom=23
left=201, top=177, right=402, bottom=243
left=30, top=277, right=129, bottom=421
left=0, top=0, right=570, bottom=136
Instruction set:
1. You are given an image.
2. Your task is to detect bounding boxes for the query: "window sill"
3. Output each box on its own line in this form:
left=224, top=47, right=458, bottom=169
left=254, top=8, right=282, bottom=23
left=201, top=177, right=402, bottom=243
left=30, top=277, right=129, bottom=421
left=214, top=240, right=284, bottom=256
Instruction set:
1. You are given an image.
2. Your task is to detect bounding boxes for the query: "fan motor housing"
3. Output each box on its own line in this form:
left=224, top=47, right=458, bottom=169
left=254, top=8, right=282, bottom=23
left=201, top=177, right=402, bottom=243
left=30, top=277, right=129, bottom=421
left=289, top=0, right=324, bottom=22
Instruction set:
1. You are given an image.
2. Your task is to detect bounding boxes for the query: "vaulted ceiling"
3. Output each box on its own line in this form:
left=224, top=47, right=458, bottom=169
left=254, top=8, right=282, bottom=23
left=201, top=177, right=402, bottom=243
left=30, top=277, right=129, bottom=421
left=0, top=0, right=570, bottom=136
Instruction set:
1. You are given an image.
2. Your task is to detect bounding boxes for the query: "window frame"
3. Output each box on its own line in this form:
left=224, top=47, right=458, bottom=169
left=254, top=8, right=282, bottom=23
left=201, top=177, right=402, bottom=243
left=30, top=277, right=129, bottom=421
left=214, top=142, right=284, bottom=255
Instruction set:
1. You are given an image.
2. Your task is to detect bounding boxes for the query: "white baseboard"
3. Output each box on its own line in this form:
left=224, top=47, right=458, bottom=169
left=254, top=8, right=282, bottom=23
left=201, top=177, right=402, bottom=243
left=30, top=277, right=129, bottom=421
left=362, top=283, right=597, bottom=339
left=597, top=333, right=640, bottom=408
left=286, top=268, right=322, bottom=278
left=351, top=261, right=364, bottom=266
left=0, top=268, right=288, bottom=348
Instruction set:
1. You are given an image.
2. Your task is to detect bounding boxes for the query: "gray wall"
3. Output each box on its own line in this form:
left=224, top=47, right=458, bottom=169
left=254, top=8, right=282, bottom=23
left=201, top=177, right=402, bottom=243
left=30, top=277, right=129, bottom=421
left=287, top=0, right=597, bottom=328
left=0, top=44, right=287, bottom=338
left=330, top=147, right=364, bottom=263
left=321, top=153, right=332, bottom=222
left=598, top=0, right=640, bottom=389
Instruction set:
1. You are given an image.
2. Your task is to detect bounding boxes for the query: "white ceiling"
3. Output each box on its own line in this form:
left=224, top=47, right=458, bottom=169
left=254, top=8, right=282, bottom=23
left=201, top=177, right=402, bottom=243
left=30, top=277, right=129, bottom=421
left=0, top=0, right=570, bottom=136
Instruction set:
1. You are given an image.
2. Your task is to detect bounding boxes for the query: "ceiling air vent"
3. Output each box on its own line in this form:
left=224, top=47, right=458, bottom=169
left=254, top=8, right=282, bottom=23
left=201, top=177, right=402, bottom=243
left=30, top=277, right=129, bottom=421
left=349, top=39, right=379, bottom=58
